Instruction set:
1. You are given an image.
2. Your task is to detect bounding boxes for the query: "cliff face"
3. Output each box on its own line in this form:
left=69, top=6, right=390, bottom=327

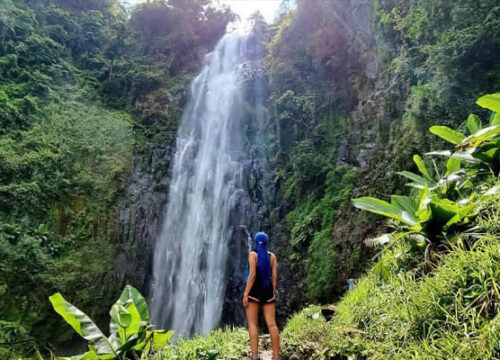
left=113, top=87, right=186, bottom=295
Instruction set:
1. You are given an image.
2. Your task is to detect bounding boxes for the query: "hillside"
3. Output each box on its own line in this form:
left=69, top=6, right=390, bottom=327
left=0, top=0, right=499, bottom=359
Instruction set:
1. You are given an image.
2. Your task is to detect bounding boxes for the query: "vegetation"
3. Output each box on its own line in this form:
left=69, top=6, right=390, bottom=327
left=49, top=285, right=172, bottom=359
left=264, top=0, right=500, bottom=305
left=0, top=0, right=232, bottom=356
left=152, top=328, right=248, bottom=360
left=0, top=0, right=499, bottom=358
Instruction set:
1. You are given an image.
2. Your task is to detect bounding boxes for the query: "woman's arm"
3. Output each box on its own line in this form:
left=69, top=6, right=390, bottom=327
left=272, top=253, right=278, bottom=293
left=243, top=252, right=257, bottom=307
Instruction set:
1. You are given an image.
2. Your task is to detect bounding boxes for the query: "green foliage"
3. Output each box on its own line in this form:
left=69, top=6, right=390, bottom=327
left=0, top=0, right=134, bottom=346
left=353, top=94, right=500, bottom=256
left=50, top=285, right=173, bottom=359
left=152, top=328, right=248, bottom=360
left=0, top=0, right=233, bottom=347
left=427, top=94, right=500, bottom=174
left=285, top=139, right=357, bottom=301
left=281, top=232, right=500, bottom=359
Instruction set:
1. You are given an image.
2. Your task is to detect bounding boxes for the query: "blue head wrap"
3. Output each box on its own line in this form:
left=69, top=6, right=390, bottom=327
left=253, top=232, right=271, bottom=288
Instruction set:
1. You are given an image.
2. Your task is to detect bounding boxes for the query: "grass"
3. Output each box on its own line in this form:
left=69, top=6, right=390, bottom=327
left=280, top=198, right=500, bottom=359
left=152, top=328, right=249, bottom=360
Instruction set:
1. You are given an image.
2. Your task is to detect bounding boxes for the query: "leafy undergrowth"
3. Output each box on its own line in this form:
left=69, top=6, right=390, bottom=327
left=280, top=197, right=500, bottom=359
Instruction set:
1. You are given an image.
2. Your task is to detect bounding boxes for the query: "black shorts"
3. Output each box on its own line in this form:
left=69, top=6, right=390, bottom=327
left=248, top=285, right=275, bottom=304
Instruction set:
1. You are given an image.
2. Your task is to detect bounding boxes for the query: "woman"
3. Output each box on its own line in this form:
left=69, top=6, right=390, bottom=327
left=243, top=232, right=280, bottom=360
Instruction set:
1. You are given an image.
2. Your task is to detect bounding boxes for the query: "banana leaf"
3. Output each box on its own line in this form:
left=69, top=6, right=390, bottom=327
left=109, top=297, right=143, bottom=352
left=397, top=171, right=432, bottom=188
left=119, top=285, right=149, bottom=322
left=49, top=293, right=114, bottom=355
left=426, top=150, right=481, bottom=164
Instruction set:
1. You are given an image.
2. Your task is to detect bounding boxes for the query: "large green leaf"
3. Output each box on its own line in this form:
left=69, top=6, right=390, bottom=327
left=109, top=290, right=145, bottom=351
left=151, top=330, right=174, bottom=351
left=445, top=157, right=461, bottom=176
left=413, top=155, right=433, bottom=181
left=491, top=112, right=500, bottom=126
left=415, top=185, right=432, bottom=224
left=110, top=303, right=132, bottom=346
left=466, top=114, right=482, bottom=134
left=49, top=293, right=114, bottom=355
left=119, top=285, right=149, bottom=322
left=428, top=199, right=460, bottom=227
left=397, top=171, right=431, bottom=188
left=123, top=302, right=142, bottom=339
left=429, top=126, right=465, bottom=144
left=426, top=150, right=482, bottom=164
left=392, top=196, right=418, bottom=216
left=352, top=197, right=418, bottom=227
left=459, top=125, right=500, bottom=148
left=110, top=303, right=132, bottom=329
left=477, top=93, right=500, bottom=113
left=79, top=351, right=98, bottom=360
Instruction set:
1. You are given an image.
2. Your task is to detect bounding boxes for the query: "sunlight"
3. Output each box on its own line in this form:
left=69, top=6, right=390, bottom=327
left=217, top=0, right=282, bottom=23
left=121, top=0, right=284, bottom=23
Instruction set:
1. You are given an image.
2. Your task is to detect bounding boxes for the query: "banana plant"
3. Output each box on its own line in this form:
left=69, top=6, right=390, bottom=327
left=427, top=93, right=500, bottom=174
left=49, top=285, right=173, bottom=360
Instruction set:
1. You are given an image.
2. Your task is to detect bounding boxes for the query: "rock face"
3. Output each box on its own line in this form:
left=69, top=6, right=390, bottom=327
left=113, top=135, right=175, bottom=295
left=113, top=86, right=187, bottom=297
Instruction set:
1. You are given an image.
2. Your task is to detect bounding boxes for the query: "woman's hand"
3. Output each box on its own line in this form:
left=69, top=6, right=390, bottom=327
left=242, top=294, right=249, bottom=307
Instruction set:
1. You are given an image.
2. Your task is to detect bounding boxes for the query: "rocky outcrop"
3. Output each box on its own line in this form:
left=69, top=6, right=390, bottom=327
left=113, top=86, right=187, bottom=298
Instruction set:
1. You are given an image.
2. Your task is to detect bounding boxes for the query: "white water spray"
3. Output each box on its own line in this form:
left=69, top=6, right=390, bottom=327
left=149, top=25, right=254, bottom=337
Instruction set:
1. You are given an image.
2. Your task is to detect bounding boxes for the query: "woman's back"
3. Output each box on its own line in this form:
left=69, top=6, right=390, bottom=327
left=248, top=251, right=276, bottom=304
left=243, top=232, right=280, bottom=360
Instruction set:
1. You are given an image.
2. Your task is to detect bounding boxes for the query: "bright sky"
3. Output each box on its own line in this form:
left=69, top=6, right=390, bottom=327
left=217, top=0, right=282, bottom=23
left=121, top=0, right=284, bottom=23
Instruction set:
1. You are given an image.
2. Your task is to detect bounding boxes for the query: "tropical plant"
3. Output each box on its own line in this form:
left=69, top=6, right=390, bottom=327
left=427, top=93, right=500, bottom=174
left=49, top=285, right=172, bottom=360
left=352, top=94, right=500, bottom=249
left=396, top=154, right=465, bottom=198
left=350, top=94, right=500, bottom=269
left=352, top=185, right=477, bottom=244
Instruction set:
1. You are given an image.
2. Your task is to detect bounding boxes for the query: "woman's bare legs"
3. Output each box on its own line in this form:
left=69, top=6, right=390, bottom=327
left=245, top=301, right=260, bottom=358
left=262, top=302, right=280, bottom=359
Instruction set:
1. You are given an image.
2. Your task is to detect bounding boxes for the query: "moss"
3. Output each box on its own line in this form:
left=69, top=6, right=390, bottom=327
left=286, top=166, right=357, bottom=302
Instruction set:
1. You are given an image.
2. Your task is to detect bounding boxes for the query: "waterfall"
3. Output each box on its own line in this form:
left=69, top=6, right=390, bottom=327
left=149, top=25, right=256, bottom=337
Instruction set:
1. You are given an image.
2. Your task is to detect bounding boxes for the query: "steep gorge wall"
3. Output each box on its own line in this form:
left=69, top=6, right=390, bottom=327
left=260, top=0, right=500, bottom=310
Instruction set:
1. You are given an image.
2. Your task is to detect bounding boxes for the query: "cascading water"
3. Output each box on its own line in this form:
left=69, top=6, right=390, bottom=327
left=149, top=25, right=258, bottom=337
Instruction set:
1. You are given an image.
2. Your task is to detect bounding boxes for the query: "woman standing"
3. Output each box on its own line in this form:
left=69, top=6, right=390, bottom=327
left=243, top=232, right=280, bottom=360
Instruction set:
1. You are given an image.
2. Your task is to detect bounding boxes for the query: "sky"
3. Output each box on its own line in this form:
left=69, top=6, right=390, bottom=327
left=121, top=0, right=284, bottom=23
